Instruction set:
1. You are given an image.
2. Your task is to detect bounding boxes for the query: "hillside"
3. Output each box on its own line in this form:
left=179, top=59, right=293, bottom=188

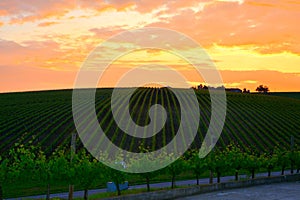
left=1, top=88, right=300, bottom=156
left=270, top=92, right=300, bottom=100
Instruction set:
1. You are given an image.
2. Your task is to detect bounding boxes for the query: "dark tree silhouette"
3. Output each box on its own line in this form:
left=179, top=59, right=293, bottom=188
left=256, top=85, right=269, bottom=93
left=243, top=88, right=250, bottom=93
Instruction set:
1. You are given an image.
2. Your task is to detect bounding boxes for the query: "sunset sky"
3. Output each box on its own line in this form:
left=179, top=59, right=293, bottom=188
left=1, top=0, right=300, bottom=92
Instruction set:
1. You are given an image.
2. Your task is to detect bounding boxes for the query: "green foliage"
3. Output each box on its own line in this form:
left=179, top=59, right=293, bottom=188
left=127, top=147, right=164, bottom=191
left=207, top=149, right=231, bottom=183
left=103, top=166, right=127, bottom=196
left=0, top=157, right=9, bottom=184
left=187, top=149, right=208, bottom=185
left=74, top=150, right=103, bottom=200
left=224, top=144, right=246, bottom=180
left=2, top=142, right=300, bottom=198
left=274, top=147, right=290, bottom=175
left=99, top=153, right=128, bottom=196
left=164, top=155, right=187, bottom=188
left=295, top=150, right=300, bottom=172
left=75, top=150, right=102, bottom=190
left=50, top=150, right=70, bottom=183
left=261, top=152, right=277, bottom=176
left=0, top=156, right=9, bottom=199
left=244, top=150, right=262, bottom=179
left=225, top=144, right=246, bottom=171
left=8, top=143, right=38, bottom=182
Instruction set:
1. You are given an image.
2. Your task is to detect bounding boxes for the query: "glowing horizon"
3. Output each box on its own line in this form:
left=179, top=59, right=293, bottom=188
left=1, top=0, right=300, bottom=93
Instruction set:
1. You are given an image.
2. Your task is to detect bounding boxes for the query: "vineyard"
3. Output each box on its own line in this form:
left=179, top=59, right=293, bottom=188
left=1, top=88, right=300, bottom=199
left=270, top=92, right=300, bottom=100
left=1, top=88, right=300, bottom=155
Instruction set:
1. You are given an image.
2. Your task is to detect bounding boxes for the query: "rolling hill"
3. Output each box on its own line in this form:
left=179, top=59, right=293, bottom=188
left=1, top=88, right=300, bottom=156
left=270, top=92, right=300, bottom=100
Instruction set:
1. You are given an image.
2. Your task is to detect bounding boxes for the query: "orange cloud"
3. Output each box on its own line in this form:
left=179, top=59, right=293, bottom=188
left=75, top=0, right=135, bottom=14
left=0, top=9, right=8, bottom=16
left=89, top=26, right=125, bottom=40
left=0, top=39, right=84, bottom=71
left=104, top=0, right=168, bottom=13
left=146, top=0, right=300, bottom=55
left=1, top=0, right=300, bottom=92
left=246, top=0, right=300, bottom=10
left=38, top=21, right=59, bottom=27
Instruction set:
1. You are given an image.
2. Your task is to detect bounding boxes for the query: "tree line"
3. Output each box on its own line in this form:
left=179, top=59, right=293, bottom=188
left=0, top=143, right=299, bottom=200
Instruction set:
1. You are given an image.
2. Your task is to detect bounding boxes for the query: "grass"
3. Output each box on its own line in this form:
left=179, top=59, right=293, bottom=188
left=3, top=181, right=69, bottom=199
left=23, top=187, right=185, bottom=200
left=2, top=170, right=198, bottom=199
left=82, top=187, right=168, bottom=200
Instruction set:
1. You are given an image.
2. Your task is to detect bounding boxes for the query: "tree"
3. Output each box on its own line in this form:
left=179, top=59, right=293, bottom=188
left=127, top=149, right=163, bottom=192
left=261, top=152, right=277, bottom=177
left=274, top=148, right=289, bottom=175
left=8, top=139, right=57, bottom=196
left=96, top=151, right=128, bottom=196
left=76, top=151, right=102, bottom=200
left=212, top=150, right=230, bottom=183
left=67, top=155, right=78, bottom=200
left=0, top=157, right=9, bottom=200
left=244, top=151, right=262, bottom=179
left=288, top=150, right=297, bottom=174
left=256, top=85, right=269, bottom=93
left=103, top=166, right=127, bottom=196
left=9, top=143, right=38, bottom=183
left=50, top=150, right=75, bottom=197
left=36, top=150, right=52, bottom=200
left=206, top=150, right=215, bottom=184
left=50, top=149, right=80, bottom=200
left=295, top=150, right=300, bottom=173
left=243, top=88, right=250, bottom=93
left=187, top=150, right=208, bottom=185
left=164, top=155, right=186, bottom=189
left=226, top=144, right=246, bottom=181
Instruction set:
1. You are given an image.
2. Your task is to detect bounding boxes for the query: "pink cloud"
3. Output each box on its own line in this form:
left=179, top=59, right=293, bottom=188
left=1, top=0, right=76, bottom=24
left=144, top=0, right=300, bottom=54
left=3, top=0, right=297, bottom=56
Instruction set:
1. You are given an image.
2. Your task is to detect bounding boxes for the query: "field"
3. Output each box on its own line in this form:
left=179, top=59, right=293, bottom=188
left=1, top=88, right=300, bottom=156
left=1, top=88, right=300, bottom=199
left=270, top=92, right=300, bottom=100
